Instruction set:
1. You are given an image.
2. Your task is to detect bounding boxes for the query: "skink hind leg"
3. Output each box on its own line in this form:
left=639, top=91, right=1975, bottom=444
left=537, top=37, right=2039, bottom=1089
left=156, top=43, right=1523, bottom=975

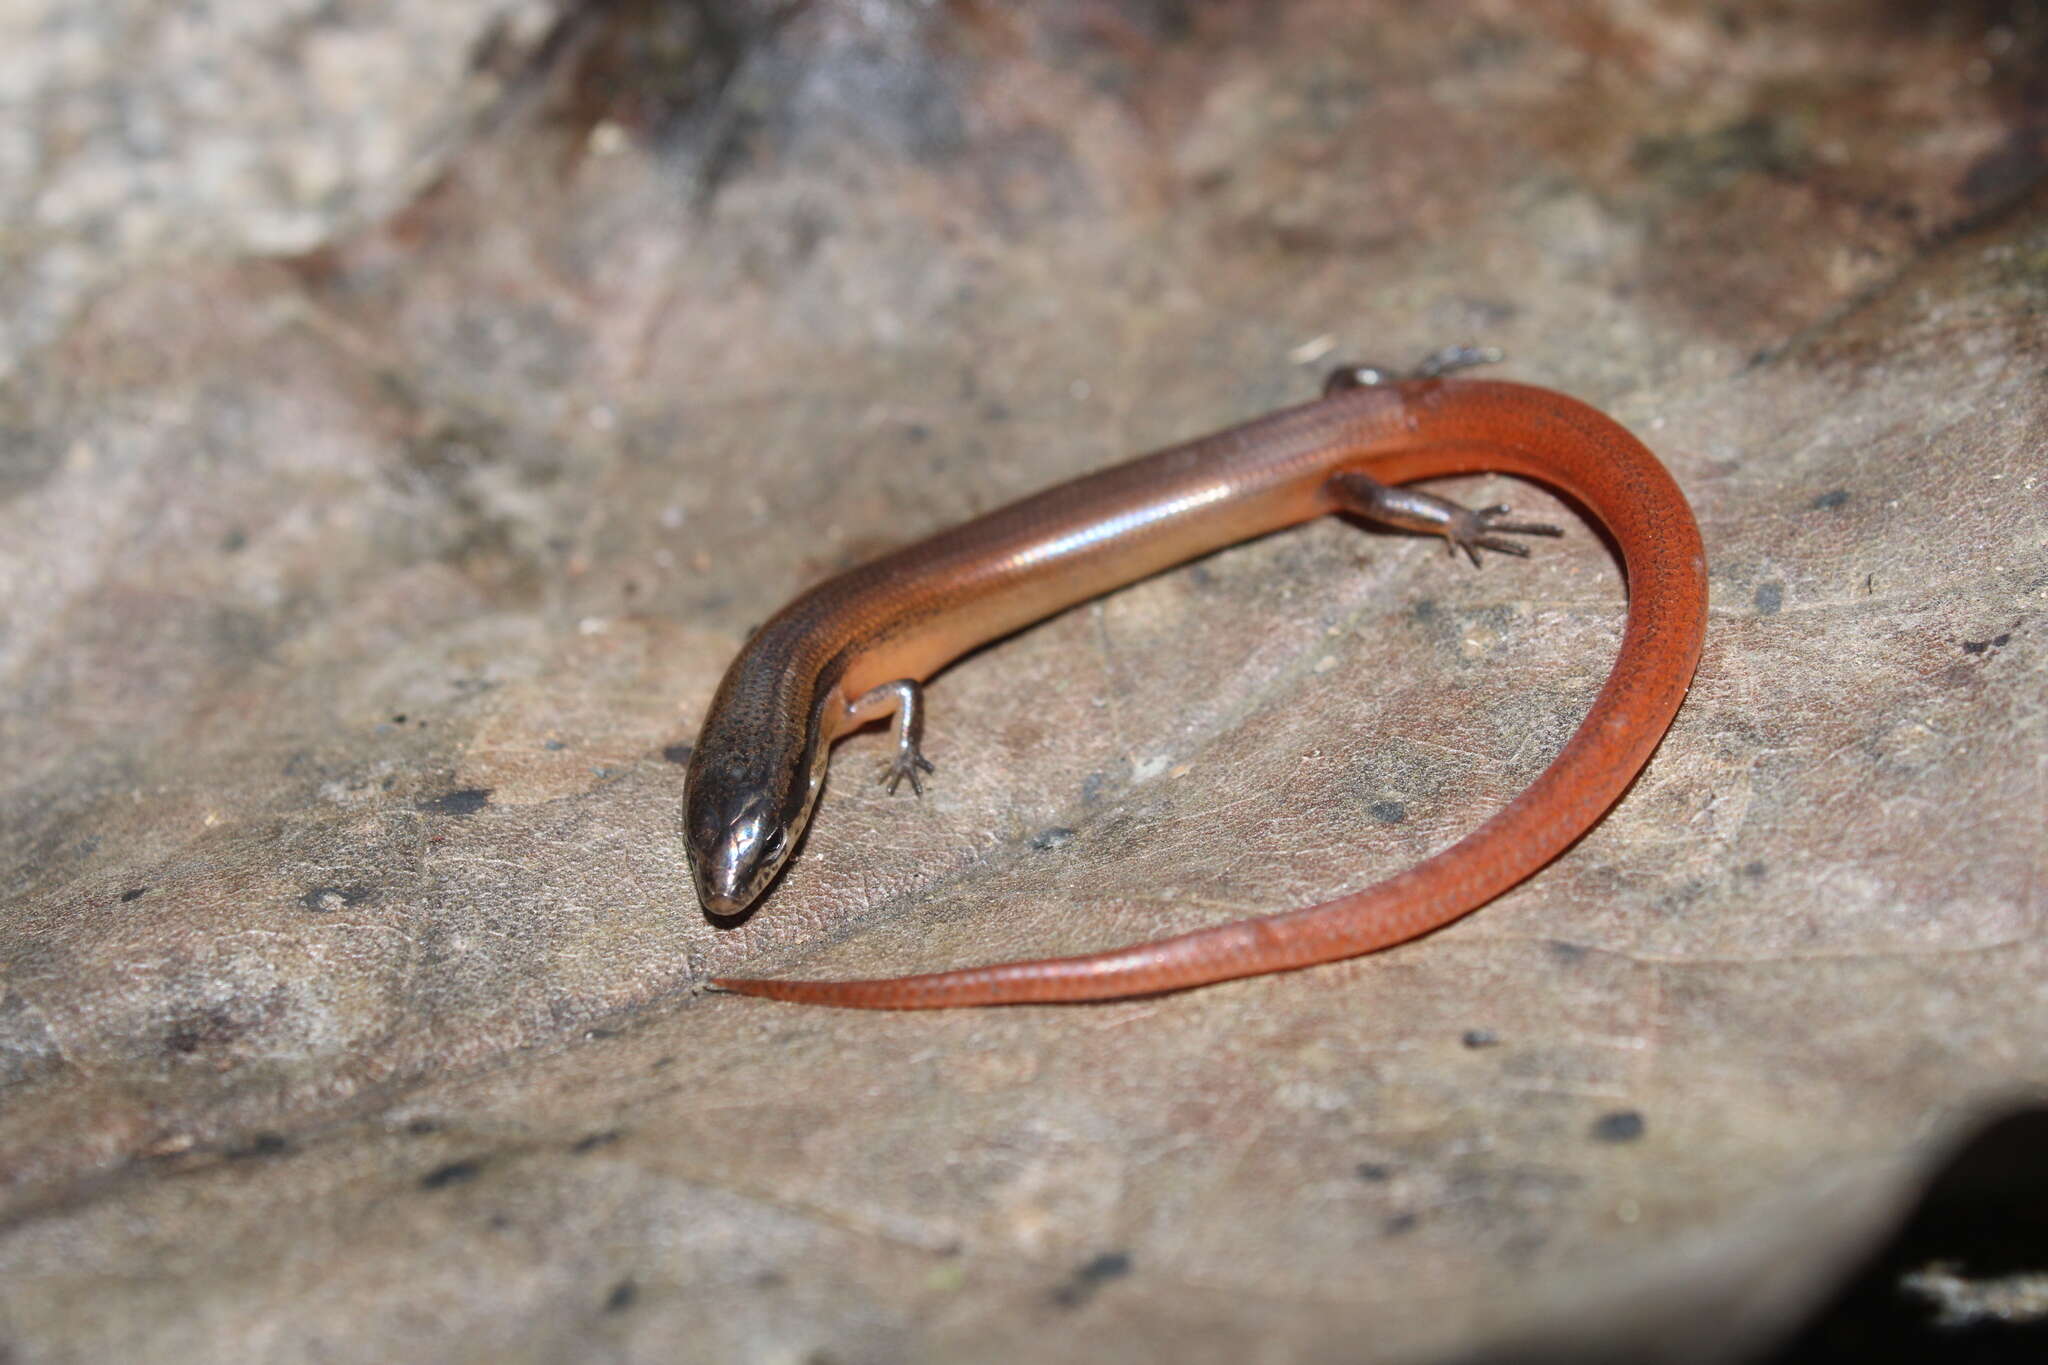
left=847, top=679, right=937, bottom=795
left=1320, top=347, right=1560, bottom=566
left=1322, top=344, right=1503, bottom=395
left=1330, top=470, right=1563, bottom=567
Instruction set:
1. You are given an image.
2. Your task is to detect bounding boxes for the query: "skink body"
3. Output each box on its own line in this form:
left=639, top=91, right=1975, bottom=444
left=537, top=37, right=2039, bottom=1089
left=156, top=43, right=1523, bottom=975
left=684, top=373, right=1707, bottom=1008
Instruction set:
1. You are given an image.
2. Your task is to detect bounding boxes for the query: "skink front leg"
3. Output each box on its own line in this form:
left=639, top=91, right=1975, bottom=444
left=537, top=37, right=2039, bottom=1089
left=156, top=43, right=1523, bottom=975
left=847, top=679, right=937, bottom=795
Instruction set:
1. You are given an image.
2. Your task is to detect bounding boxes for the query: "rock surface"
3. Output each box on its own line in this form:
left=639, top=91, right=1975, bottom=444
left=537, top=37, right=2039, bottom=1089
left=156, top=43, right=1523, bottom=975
left=3, top=2, right=2045, bottom=1361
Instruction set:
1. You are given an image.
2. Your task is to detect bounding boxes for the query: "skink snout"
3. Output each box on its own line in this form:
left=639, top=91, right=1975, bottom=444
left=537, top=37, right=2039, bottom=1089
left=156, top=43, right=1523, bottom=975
left=698, top=844, right=752, bottom=916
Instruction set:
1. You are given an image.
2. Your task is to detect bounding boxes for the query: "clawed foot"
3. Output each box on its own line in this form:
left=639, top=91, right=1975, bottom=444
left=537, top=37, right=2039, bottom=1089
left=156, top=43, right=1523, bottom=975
left=1444, top=503, right=1563, bottom=567
left=882, top=748, right=936, bottom=796
left=848, top=678, right=937, bottom=796
left=1324, top=345, right=1504, bottom=395
left=1328, top=469, right=1564, bottom=568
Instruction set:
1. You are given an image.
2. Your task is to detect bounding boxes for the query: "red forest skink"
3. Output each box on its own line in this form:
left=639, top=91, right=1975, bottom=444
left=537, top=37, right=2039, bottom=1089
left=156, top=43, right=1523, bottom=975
left=684, top=354, right=1708, bottom=1007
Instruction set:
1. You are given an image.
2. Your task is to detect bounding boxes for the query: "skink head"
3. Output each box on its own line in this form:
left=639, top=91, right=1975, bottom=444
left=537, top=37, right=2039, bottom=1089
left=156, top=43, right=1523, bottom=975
left=687, top=793, right=789, bottom=915
left=683, top=731, right=819, bottom=917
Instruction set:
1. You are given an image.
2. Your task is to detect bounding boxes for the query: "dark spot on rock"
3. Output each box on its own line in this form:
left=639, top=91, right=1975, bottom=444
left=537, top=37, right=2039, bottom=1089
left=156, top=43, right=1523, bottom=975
left=1741, top=861, right=1767, bottom=879
left=164, top=1007, right=242, bottom=1055
left=651, top=1056, right=675, bottom=1070
left=392, top=714, right=407, bottom=724
left=1547, top=940, right=1588, bottom=964
left=1963, top=125, right=2048, bottom=203
left=605, top=1279, right=637, bottom=1312
left=1080, top=771, right=1109, bottom=803
left=1631, top=113, right=1800, bottom=196
left=1592, top=1110, right=1646, bottom=1143
left=119, top=887, right=147, bottom=903
left=300, top=884, right=372, bottom=913
left=406, top=1118, right=442, bottom=1136
left=752, top=1269, right=787, bottom=1289
left=220, top=527, right=248, bottom=552
left=1962, top=631, right=2012, bottom=655
left=1082, top=1253, right=1132, bottom=1282
left=544, top=738, right=567, bottom=751
left=1356, top=1162, right=1392, bottom=1182
left=905, top=423, right=929, bottom=443
left=1384, top=1212, right=1420, bottom=1236
left=661, top=743, right=693, bottom=765
left=421, top=1159, right=483, bottom=1189
left=1368, top=800, right=1407, bottom=824
left=1809, top=489, right=1849, bottom=510
left=229, top=1132, right=291, bottom=1159
left=1029, top=826, right=1075, bottom=851
left=1052, top=1251, right=1132, bottom=1308
left=1753, top=581, right=1783, bottom=615
left=572, top=1130, right=623, bottom=1155
left=1462, top=1029, right=1500, bottom=1049
left=417, top=788, right=492, bottom=816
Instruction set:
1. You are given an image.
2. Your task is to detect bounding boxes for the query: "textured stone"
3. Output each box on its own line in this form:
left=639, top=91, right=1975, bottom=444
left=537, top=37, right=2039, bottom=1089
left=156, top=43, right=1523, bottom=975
left=2, top=3, right=2044, bottom=1361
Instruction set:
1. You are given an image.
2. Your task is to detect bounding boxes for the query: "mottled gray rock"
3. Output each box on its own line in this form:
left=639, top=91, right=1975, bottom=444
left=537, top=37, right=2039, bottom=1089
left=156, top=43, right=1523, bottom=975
left=0, top=0, right=565, bottom=377
left=2, top=2, right=2045, bottom=1362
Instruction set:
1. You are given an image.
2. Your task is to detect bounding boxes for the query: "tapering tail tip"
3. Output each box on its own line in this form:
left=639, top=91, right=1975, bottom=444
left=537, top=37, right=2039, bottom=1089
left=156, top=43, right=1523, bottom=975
left=708, top=975, right=905, bottom=1009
